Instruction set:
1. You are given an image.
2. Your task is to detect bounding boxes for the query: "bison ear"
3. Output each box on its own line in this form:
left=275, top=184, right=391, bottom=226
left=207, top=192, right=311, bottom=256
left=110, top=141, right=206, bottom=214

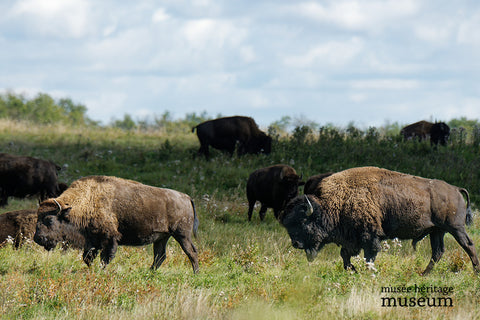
left=59, top=207, right=72, bottom=222
left=298, top=180, right=306, bottom=186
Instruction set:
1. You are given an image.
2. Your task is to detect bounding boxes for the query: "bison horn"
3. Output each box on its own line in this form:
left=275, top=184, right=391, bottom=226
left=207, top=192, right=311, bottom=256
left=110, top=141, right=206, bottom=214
left=52, top=198, right=62, bottom=213
left=304, top=195, right=314, bottom=216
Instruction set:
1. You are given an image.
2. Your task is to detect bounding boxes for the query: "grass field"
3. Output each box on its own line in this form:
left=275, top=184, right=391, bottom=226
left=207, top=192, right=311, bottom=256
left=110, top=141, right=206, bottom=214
left=0, top=119, right=479, bottom=319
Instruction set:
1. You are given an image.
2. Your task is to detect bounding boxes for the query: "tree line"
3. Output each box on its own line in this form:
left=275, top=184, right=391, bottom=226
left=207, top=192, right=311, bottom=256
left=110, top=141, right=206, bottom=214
left=1, top=91, right=479, bottom=140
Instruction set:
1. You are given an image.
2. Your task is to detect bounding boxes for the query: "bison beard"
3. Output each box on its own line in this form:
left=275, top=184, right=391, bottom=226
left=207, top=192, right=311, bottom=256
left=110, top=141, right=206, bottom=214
left=280, top=167, right=480, bottom=275
left=34, top=176, right=200, bottom=274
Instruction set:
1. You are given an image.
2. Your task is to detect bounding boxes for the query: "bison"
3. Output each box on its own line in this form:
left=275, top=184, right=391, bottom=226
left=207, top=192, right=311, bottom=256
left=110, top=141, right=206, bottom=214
left=34, top=175, right=199, bottom=273
left=0, top=209, right=37, bottom=248
left=192, top=116, right=272, bottom=159
left=0, top=153, right=64, bottom=206
left=430, top=122, right=450, bottom=146
left=303, top=172, right=334, bottom=195
left=400, top=120, right=450, bottom=145
left=247, top=164, right=304, bottom=221
left=280, top=167, right=479, bottom=275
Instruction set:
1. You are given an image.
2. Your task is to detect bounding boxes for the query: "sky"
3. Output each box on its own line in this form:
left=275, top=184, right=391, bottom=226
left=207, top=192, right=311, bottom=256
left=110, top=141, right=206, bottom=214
left=1, top=0, right=480, bottom=128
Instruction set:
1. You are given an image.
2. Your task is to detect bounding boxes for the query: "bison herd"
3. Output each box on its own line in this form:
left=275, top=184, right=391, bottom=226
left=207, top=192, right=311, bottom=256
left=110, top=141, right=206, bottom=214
left=1, top=117, right=478, bottom=276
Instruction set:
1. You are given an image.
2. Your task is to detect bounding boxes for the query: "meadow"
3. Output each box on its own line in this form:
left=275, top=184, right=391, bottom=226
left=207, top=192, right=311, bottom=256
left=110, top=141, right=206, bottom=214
left=0, top=119, right=479, bottom=319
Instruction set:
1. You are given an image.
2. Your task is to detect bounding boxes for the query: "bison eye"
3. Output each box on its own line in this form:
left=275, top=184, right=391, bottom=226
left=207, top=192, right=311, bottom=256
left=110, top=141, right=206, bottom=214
left=43, top=216, right=54, bottom=227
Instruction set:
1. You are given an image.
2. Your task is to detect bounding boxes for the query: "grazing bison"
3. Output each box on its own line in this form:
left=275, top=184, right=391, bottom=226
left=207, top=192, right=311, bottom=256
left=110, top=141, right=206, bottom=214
left=0, top=209, right=37, bottom=248
left=430, top=122, right=450, bottom=146
left=0, top=153, right=63, bottom=206
left=280, top=167, right=479, bottom=275
left=400, top=120, right=450, bottom=145
left=303, top=172, right=334, bottom=195
left=247, top=164, right=304, bottom=221
left=34, top=176, right=199, bottom=273
left=192, top=116, right=272, bottom=159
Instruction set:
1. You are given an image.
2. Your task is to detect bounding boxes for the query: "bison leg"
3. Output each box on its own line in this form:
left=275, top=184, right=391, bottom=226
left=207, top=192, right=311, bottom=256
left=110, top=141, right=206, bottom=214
left=340, top=247, right=358, bottom=272
left=0, top=192, right=8, bottom=207
left=100, top=238, right=118, bottom=267
left=363, top=238, right=381, bottom=271
left=83, top=246, right=99, bottom=267
left=198, top=142, right=210, bottom=160
left=173, top=233, right=199, bottom=274
left=422, top=230, right=445, bottom=275
left=259, top=204, right=268, bottom=221
left=247, top=199, right=255, bottom=221
left=449, top=228, right=480, bottom=273
left=151, top=235, right=170, bottom=270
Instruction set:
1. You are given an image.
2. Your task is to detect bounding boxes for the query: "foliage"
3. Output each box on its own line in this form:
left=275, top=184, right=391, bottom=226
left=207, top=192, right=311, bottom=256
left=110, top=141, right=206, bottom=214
left=0, top=91, right=95, bottom=126
left=0, top=117, right=479, bottom=319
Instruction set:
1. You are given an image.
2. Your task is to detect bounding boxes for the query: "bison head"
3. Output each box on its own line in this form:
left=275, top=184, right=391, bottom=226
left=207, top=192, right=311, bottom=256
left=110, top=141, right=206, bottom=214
left=280, top=169, right=305, bottom=202
left=244, top=133, right=272, bottom=155
left=34, top=199, right=75, bottom=251
left=430, top=122, right=450, bottom=145
left=280, top=195, right=329, bottom=262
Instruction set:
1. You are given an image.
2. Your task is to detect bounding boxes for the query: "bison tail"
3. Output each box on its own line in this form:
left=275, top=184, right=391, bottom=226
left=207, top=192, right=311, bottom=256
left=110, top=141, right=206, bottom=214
left=191, top=199, right=199, bottom=238
left=459, top=188, right=473, bottom=225
left=191, top=126, right=197, bottom=133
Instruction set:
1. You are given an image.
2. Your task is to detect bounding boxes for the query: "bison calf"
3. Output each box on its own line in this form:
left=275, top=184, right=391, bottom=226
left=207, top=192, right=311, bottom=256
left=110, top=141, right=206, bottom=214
left=280, top=167, right=479, bottom=275
left=0, top=209, right=37, bottom=248
left=34, top=176, right=199, bottom=273
left=247, top=164, right=304, bottom=221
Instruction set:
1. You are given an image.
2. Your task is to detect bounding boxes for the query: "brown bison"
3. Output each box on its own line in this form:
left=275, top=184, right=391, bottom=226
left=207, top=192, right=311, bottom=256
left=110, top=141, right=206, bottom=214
left=0, top=153, right=64, bottom=206
left=0, top=209, right=37, bottom=248
left=303, top=172, right=334, bottom=195
left=192, top=116, right=272, bottom=159
left=247, top=164, right=304, bottom=221
left=34, top=176, right=199, bottom=273
left=400, top=120, right=450, bottom=145
left=280, top=167, right=479, bottom=275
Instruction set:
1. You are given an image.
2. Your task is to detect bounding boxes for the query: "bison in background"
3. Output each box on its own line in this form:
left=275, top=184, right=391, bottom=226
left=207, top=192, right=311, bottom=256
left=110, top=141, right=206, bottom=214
left=400, top=120, right=450, bottom=145
left=303, top=172, right=334, bottom=195
left=0, top=209, right=37, bottom=248
left=430, top=122, right=450, bottom=145
left=34, top=176, right=199, bottom=273
left=280, top=167, right=479, bottom=275
left=0, top=153, right=64, bottom=206
left=247, top=164, right=304, bottom=221
left=192, top=116, right=272, bottom=159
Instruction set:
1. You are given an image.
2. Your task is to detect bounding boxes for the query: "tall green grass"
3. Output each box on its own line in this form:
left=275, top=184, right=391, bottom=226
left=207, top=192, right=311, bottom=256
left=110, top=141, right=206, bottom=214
left=0, top=119, right=479, bottom=319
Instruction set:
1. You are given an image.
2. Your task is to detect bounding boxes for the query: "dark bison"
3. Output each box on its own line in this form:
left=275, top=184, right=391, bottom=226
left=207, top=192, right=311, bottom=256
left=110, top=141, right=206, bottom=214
left=430, top=122, right=450, bottom=145
left=0, top=209, right=37, bottom=248
left=247, top=164, right=304, bottom=221
left=303, top=172, right=334, bottom=195
left=280, top=167, right=479, bottom=275
left=192, top=116, right=272, bottom=159
left=0, top=153, right=64, bottom=206
left=400, top=120, right=450, bottom=145
left=34, top=175, right=199, bottom=273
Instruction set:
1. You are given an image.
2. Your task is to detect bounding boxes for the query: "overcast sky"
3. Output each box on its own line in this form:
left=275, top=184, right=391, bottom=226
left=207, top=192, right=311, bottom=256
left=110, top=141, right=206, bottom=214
left=1, top=0, right=480, bottom=128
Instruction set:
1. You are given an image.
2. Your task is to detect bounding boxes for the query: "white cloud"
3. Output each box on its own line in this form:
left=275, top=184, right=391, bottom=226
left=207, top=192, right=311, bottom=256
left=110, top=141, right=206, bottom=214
left=283, top=38, right=364, bottom=68
left=152, top=8, right=170, bottom=23
left=181, top=19, right=247, bottom=49
left=457, top=11, right=480, bottom=46
left=9, top=0, right=92, bottom=38
left=350, top=79, right=421, bottom=90
left=295, top=0, right=419, bottom=32
left=414, top=23, right=454, bottom=44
